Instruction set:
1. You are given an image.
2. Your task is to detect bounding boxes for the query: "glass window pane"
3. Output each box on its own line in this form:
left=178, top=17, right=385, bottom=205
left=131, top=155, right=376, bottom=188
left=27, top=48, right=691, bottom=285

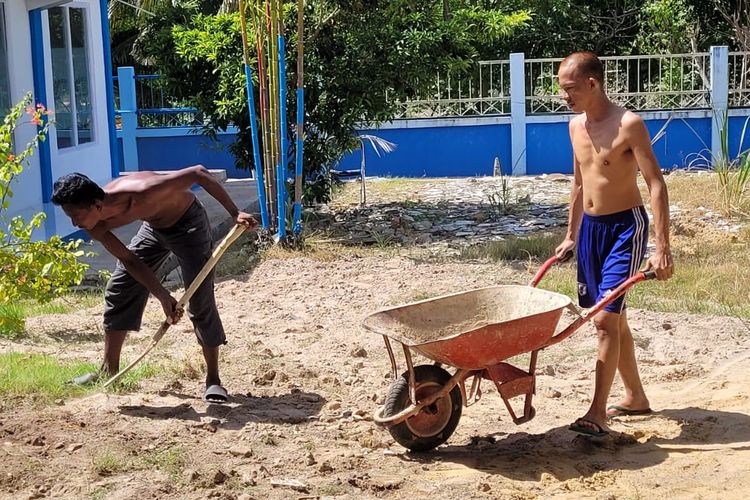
left=0, top=5, right=11, bottom=120
left=49, top=7, right=73, bottom=148
left=69, top=8, right=92, bottom=144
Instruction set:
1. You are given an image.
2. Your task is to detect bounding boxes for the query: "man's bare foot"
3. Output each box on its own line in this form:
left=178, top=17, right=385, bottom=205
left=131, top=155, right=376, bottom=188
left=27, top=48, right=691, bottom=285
left=569, top=416, right=610, bottom=437
left=607, top=404, right=653, bottom=417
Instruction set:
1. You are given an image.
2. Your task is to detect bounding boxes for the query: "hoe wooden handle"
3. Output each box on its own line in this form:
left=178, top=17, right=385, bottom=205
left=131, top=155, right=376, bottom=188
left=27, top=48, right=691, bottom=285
left=103, top=224, right=248, bottom=388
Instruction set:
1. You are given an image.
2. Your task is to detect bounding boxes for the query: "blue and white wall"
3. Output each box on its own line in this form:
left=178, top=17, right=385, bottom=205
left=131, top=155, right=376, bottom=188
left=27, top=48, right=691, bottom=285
left=4, top=0, right=116, bottom=238
left=335, top=110, right=744, bottom=177
left=3, top=0, right=41, bottom=215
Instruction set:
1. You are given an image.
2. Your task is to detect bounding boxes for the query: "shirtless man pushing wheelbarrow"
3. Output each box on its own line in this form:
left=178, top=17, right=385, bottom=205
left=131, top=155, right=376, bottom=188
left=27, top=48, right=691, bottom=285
left=555, top=52, right=674, bottom=437
left=51, top=166, right=257, bottom=403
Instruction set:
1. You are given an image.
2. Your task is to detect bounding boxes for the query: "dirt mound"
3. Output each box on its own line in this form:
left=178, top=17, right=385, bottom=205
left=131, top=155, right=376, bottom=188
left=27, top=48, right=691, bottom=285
left=1, top=256, right=749, bottom=499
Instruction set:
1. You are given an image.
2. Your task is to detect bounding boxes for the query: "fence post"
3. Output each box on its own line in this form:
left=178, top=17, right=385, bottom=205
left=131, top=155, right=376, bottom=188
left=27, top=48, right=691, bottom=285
left=118, top=66, right=139, bottom=172
left=510, top=52, right=527, bottom=176
left=710, top=46, right=729, bottom=163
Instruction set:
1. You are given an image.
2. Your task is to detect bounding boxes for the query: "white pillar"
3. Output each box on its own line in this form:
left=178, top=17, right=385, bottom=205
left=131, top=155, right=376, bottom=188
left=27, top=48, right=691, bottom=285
left=710, top=46, right=729, bottom=164
left=117, top=66, right=139, bottom=172
left=510, top=52, right=526, bottom=176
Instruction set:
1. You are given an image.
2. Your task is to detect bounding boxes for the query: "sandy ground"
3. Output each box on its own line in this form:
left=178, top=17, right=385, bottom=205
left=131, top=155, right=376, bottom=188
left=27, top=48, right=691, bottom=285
left=2, top=252, right=750, bottom=499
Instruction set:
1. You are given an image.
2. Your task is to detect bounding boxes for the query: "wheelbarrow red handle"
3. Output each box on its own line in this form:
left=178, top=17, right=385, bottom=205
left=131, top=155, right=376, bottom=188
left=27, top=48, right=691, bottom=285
left=541, top=269, right=657, bottom=349
left=529, top=250, right=574, bottom=287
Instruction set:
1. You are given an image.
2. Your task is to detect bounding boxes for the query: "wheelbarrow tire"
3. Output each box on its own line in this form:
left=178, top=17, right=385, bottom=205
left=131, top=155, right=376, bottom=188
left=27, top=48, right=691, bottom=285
left=383, top=364, right=462, bottom=452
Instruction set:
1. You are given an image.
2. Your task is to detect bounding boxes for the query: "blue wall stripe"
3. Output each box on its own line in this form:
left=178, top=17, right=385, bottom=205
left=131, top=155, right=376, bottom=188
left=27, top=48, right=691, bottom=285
left=136, top=134, right=252, bottom=178
left=335, top=124, right=513, bottom=177
left=28, top=9, right=53, bottom=202
left=123, top=114, right=750, bottom=178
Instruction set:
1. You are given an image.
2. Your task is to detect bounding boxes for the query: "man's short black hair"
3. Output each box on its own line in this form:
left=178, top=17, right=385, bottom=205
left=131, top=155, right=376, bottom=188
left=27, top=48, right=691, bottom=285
left=561, top=51, right=605, bottom=84
left=51, top=173, right=105, bottom=207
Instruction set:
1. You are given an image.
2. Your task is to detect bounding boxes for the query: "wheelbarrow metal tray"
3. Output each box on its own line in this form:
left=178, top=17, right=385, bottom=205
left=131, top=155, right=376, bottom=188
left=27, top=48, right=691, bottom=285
left=362, top=285, right=572, bottom=370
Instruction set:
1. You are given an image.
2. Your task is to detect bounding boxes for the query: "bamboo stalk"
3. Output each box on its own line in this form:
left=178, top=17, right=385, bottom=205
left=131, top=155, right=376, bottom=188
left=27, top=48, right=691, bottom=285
left=292, top=0, right=304, bottom=235
left=239, top=0, right=270, bottom=229
left=267, top=0, right=280, bottom=220
left=276, top=0, right=289, bottom=238
left=252, top=0, right=275, bottom=225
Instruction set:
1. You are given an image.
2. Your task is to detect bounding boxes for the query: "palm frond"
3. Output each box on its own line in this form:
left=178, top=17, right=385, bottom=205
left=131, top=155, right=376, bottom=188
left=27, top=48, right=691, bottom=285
left=358, top=134, right=397, bottom=157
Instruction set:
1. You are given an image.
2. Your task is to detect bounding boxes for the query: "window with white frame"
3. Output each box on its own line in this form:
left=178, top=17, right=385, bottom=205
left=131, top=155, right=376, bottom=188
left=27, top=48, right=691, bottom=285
left=0, top=4, right=10, bottom=120
left=48, top=5, right=93, bottom=148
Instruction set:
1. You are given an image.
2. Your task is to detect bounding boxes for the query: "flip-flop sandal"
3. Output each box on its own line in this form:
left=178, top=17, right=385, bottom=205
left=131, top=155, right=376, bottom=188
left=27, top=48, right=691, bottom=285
left=569, top=418, right=609, bottom=438
left=203, top=384, right=229, bottom=404
left=70, top=372, right=100, bottom=386
left=607, top=405, right=653, bottom=417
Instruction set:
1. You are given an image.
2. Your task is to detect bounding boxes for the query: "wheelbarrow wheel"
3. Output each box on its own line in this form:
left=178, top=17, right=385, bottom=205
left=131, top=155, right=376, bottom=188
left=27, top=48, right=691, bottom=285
left=383, top=364, right=462, bottom=452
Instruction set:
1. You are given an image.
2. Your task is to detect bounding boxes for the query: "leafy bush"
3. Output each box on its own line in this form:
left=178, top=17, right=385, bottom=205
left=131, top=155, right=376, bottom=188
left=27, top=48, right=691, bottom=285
left=0, top=94, right=90, bottom=333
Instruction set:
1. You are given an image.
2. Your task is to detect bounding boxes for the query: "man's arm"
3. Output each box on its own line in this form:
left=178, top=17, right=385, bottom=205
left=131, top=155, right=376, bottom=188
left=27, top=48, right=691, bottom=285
left=93, top=229, right=182, bottom=323
left=556, top=121, right=584, bottom=260
left=159, top=166, right=257, bottom=228
left=627, top=114, right=674, bottom=280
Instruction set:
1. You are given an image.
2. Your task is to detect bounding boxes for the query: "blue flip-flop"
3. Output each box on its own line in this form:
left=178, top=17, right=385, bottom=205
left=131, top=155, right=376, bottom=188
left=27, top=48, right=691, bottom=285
left=569, top=418, right=609, bottom=438
left=203, top=384, right=229, bottom=404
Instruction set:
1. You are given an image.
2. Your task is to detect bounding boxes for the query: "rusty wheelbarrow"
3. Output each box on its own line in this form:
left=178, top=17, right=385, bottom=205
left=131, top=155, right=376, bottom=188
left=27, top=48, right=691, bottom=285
left=362, top=254, right=655, bottom=452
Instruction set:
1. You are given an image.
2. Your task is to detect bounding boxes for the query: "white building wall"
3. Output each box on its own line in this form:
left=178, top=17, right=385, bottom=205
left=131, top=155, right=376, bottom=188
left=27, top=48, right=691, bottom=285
left=4, top=0, right=43, bottom=216
left=42, top=0, right=112, bottom=187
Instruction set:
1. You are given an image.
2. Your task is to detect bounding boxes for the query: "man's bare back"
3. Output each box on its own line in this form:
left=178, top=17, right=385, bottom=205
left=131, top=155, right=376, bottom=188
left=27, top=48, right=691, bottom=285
left=99, top=172, right=197, bottom=231
left=570, top=105, right=645, bottom=215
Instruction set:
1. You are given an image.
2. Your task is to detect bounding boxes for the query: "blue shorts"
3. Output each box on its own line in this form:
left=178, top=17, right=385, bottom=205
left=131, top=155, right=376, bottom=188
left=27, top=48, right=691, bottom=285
left=577, top=206, right=648, bottom=314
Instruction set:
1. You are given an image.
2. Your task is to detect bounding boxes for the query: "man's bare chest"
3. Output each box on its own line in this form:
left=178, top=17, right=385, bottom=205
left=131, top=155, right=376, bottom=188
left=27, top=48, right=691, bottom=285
left=573, top=131, right=633, bottom=168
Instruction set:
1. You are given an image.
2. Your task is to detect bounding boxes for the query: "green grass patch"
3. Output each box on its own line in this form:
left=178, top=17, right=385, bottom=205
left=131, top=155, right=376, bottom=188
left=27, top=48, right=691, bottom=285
left=0, top=292, right=102, bottom=339
left=138, top=446, right=187, bottom=479
left=0, top=352, right=162, bottom=409
left=458, top=227, right=750, bottom=320
left=92, top=448, right=130, bottom=476
left=459, top=232, right=564, bottom=262
left=0, top=304, right=26, bottom=339
left=91, top=445, right=187, bottom=479
left=526, top=242, right=750, bottom=320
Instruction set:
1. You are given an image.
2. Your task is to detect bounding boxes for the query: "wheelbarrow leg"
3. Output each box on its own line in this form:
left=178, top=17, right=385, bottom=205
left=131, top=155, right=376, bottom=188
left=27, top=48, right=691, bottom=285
left=403, top=345, right=416, bottom=405
left=522, top=350, right=539, bottom=422
left=382, top=335, right=399, bottom=380
left=484, top=350, right=540, bottom=425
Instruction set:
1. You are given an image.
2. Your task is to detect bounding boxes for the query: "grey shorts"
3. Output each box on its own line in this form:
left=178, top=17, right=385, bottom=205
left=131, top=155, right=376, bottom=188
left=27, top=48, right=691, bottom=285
left=103, top=200, right=226, bottom=348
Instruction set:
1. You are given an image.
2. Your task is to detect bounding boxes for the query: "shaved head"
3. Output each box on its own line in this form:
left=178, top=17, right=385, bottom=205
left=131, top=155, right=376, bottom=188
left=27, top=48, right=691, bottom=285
left=560, top=52, right=604, bottom=85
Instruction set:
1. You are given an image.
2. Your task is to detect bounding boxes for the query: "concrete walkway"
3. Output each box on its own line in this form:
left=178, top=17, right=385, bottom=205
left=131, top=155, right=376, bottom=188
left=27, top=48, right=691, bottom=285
left=81, top=178, right=260, bottom=279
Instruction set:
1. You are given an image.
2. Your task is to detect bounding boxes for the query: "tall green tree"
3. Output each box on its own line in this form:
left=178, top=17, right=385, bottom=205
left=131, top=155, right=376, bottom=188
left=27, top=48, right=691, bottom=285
left=132, top=0, right=530, bottom=202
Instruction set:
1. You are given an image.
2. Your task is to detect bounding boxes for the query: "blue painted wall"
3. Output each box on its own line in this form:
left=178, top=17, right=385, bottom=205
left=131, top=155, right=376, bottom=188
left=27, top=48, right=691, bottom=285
left=646, top=117, right=711, bottom=170
left=125, top=114, right=749, bottom=178
left=136, top=133, right=252, bottom=178
left=728, top=115, right=750, bottom=159
left=527, top=122, right=573, bottom=174
left=335, top=123, right=512, bottom=177
left=526, top=117, right=713, bottom=175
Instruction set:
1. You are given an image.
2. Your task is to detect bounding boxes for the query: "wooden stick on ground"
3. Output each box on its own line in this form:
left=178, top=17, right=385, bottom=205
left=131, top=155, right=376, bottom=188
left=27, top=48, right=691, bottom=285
left=102, top=224, right=248, bottom=388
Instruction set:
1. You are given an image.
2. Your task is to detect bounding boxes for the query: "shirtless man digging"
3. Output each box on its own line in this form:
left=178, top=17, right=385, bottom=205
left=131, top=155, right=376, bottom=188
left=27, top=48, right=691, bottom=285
left=554, top=52, right=674, bottom=437
left=51, top=166, right=257, bottom=403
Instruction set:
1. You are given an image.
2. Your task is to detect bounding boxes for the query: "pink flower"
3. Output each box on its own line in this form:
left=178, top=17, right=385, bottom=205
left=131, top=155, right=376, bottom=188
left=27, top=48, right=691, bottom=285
left=7, top=154, right=15, bottom=162
left=31, top=116, right=41, bottom=126
left=25, top=106, right=34, bottom=115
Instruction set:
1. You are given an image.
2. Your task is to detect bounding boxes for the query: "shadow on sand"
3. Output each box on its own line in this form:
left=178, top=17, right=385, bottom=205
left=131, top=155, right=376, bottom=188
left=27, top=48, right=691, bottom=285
left=396, top=406, right=750, bottom=481
left=118, top=389, right=326, bottom=431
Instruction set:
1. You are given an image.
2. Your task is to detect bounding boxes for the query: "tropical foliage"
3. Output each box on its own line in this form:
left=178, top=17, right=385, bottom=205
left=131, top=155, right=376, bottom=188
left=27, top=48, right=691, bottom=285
left=0, top=95, right=89, bottom=310
left=106, top=0, right=740, bottom=202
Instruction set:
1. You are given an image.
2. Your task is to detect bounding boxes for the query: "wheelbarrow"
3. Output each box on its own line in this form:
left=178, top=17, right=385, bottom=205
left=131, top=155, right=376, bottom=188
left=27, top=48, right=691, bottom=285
left=361, top=254, right=655, bottom=452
